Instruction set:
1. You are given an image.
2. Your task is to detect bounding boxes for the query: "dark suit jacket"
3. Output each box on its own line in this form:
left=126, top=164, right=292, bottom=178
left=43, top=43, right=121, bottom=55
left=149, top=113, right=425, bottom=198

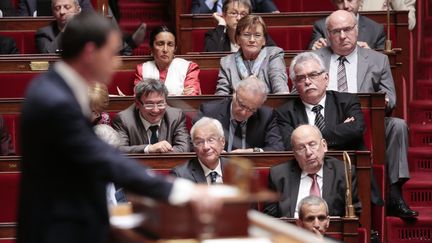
left=18, top=69, right=173, bottom=243
left=0, top=1, right=15, bottom=16
left=112, top=104, right=191, bottom=153
left=0, top=115, right=15, bottom=155
left=276, top=91, right=365, bottom=150
left=204, top=25, right=276, bottom=52
left=191, top=0, right=278, bottom=14
left=18, top=0, right=94, bottom=16
left=170, top=158, right=228, bottom=183
left=35, top=22, right=62, bottom=54
left=263, top=156, right=361, bottom=218
left=0, top=35, right=19, bottom=54
left=308, top=15, right=386, bottom=50
left=195, top=97, right=285, bottom=151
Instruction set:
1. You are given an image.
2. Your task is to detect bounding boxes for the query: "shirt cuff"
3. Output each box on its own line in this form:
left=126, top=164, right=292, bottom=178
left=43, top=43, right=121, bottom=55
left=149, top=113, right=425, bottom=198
left=144, top=145, right=150, bottom=153
left=168, top=178, right=195, bottom=205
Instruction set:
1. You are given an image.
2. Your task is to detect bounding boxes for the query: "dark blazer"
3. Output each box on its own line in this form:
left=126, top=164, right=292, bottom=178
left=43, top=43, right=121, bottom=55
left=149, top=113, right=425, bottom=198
left=204, top=25, right=277, bottom=52
left=308, top=15, right=386, bottom=50
left=18, top=0, right=94, bottom=16
left=170, top=158, right=228, bottom=183
left=35, top=22, right=62, bottom=54
left=276, top=91, right=365, bottom=150
left=0, top=115, right=15, bottom=156
left=191, top=0, right=278, bottom=14
left=0, top=35, right=19, bottom=54
left=195, top=97, right=285, bottom=151
left=263, top=156, right=362, bottom=218
left=112, top=104, right=191, bottom=153
left=18, top=69, right=173, bottom=243
left=0, top=1, right=15, bottom=16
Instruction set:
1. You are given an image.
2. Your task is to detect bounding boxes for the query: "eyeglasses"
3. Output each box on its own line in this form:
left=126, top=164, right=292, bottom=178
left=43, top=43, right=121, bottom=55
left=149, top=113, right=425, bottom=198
left=295, top=71, right=325, bottom=85
left=193, top=137, right=221, bottom=147
left=293, top=141, right=321, bottom=154
left=328, top=24, right=357, bottom=36
left=227, top=11, right=248, bottom=18
left=141, top=102, right=167, bottom=110
left=235, top=93, right=257, bottom=113
left=240, top=32, right=264, bottom=40
left=303, top=215, right=328, bottom=223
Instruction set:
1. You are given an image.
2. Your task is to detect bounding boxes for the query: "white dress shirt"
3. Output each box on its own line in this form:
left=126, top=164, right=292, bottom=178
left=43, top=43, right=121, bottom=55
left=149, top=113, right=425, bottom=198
left=294, top=167, right=324, bottom=218
left=328, top=47, right=358, bottom=93
left=302, top=96, right=326, bottom=126
left=198, top=159, right=223, bottom=185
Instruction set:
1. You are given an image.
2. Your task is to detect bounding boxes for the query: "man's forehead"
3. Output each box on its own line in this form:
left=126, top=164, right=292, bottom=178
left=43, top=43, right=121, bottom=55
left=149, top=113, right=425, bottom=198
left=53, top=0, right=76, bottom=6
left=295, top=61, right=320, bottom=74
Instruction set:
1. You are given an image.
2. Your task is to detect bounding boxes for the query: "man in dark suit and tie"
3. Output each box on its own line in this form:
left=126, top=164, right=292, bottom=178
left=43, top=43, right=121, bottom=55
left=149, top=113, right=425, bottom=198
left=171, top=117, right=227, bottom=184
left=276, top=51, right=365, bottom=151
left=314, top=10, right=418, bottom=219
left=18, top=0, right=93, bottom=16
left=263, top=124, right=361, bottom=218
left=112, top=79, right=190, bottom=154
left=18, top=13, right=219, bottom=243
left=191, top=0, right=279, bottom=14
left=308, top=0, right=386, bottom=50
left=195, top=76, right=284, bottom=152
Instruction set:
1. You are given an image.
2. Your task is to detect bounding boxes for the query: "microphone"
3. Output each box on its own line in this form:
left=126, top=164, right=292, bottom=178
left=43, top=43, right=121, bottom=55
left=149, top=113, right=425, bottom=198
left=385, top=0, right=393, bottom=52
left=343, top=151, right=356, bottom=218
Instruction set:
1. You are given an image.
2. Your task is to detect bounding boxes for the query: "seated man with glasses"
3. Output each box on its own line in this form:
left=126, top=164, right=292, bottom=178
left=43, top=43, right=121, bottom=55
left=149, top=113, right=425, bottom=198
left=170, top=117, right=227, bottom=184
left=276, top=51, right=365, bottom=151
left=215, top=14, right=288, bottom=94
left=308, top=0, right=385, bottom=50
left=204, top=0, right=276, bottom=52
left=296, top=196, right=330, bottom=238
left=196, top=76, right=284, bottom=152
left=263, top=124, right=361, bottom=218
left=112, top=78, right=190, bottom=153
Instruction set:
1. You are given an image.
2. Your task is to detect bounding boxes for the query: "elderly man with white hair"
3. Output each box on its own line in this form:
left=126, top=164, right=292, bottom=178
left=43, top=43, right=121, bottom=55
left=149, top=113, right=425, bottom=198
left=171, top=117, right=227, bottom=184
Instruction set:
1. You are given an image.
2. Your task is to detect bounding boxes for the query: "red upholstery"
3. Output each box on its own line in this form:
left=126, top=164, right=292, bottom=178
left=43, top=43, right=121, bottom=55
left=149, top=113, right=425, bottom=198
left=0, top=172, right=20, bottom=222
left=0, top=73, right=37, bottom=98
left=0, top=32, right=37, bottom=54
left=267, top=27, right=313, bottom=50
left=199, top=69, right=219, bottom=94
left=357, top=227, right=368, bottom=243
left=372, top=164, right=385, bottom=243
left=111, top=71, right=136, bottom=96
left=3, top=115, right=20, bottom=155
left=361, top=108, right=372, bottom=150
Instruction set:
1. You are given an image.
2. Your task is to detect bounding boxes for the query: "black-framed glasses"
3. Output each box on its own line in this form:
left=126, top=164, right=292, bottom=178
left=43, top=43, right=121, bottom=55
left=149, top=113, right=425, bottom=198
left=295, top=71, right=325, bottom=84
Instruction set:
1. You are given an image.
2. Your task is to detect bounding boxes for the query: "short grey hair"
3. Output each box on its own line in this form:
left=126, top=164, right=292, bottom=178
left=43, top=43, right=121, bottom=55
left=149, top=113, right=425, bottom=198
left=52, top=0, right=80, bottom=7
left=289, top=52, right=326, bottom=83
left=94, top=124, right=121, bottom=148
left=191, top=117, right=224, bottom=140
left=134, top=78, right=168, bottom=101
left=325, top=10, right=358, bottom=33
left=235, top=76, right=268, bottom=101
left=297, top=195, right=329, bottom=220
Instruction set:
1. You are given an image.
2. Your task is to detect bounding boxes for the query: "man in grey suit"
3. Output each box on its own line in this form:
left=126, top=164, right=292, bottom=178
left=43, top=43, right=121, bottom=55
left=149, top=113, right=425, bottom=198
left=112, top=79, right=190, bottom=154
left=171, top=117, right=227, bottom=184
left=315, top=10, right=418, bottom=219
left=308, top=0, right=386, bottom=50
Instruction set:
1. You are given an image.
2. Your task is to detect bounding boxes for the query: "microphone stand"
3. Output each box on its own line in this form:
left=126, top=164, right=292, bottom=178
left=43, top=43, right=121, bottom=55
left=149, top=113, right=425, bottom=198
left=343, top=152, right=356, bottom=218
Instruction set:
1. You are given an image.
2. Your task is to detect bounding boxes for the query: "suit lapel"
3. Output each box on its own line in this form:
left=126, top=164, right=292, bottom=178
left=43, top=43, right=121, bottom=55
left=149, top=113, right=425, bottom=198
left=159, top=114, right=168, bottom=142
left=217, top=99, right=232, bottom=150
left=190, top=158, right=207, bottom=183
left=324, top=92, right=338, bottom=127
left=133, top=108, right=149, bottom=143
left=322, top=158, right=333, bottom=201
left=289, top=162, right=301, bottom=216
left=357, top=48, right=369, bottom=91
left=294, top=99, right=309, bottom=124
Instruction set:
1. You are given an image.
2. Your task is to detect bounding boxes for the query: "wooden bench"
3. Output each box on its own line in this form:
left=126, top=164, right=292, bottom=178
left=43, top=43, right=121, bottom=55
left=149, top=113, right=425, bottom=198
left=0, top=49, right=405, bottom=118
left=0, top=151, right=372, bottom=242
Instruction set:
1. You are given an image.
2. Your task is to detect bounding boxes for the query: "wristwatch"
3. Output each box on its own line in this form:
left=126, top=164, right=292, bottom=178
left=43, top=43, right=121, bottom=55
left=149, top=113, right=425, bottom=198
left=253, top=147, right=261, bottom=152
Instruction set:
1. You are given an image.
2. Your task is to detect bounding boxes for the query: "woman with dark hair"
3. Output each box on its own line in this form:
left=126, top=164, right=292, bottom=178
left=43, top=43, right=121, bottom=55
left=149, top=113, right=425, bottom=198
left=204, top=0, right=276, bottom=52
left=133, top=26, right=201, bottom=96
left=216, top=15, right=289, bottom=94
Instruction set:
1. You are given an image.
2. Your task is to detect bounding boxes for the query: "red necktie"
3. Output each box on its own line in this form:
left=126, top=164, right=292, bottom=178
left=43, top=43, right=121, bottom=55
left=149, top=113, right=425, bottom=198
left=308, top=174, right=321, bottom=197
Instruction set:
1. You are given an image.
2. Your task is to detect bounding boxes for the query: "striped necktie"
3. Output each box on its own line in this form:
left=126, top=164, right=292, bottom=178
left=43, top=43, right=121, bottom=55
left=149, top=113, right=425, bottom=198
left=312, top=105, right=325, bottom=131
left=337, top=56, right=348, bottom=92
